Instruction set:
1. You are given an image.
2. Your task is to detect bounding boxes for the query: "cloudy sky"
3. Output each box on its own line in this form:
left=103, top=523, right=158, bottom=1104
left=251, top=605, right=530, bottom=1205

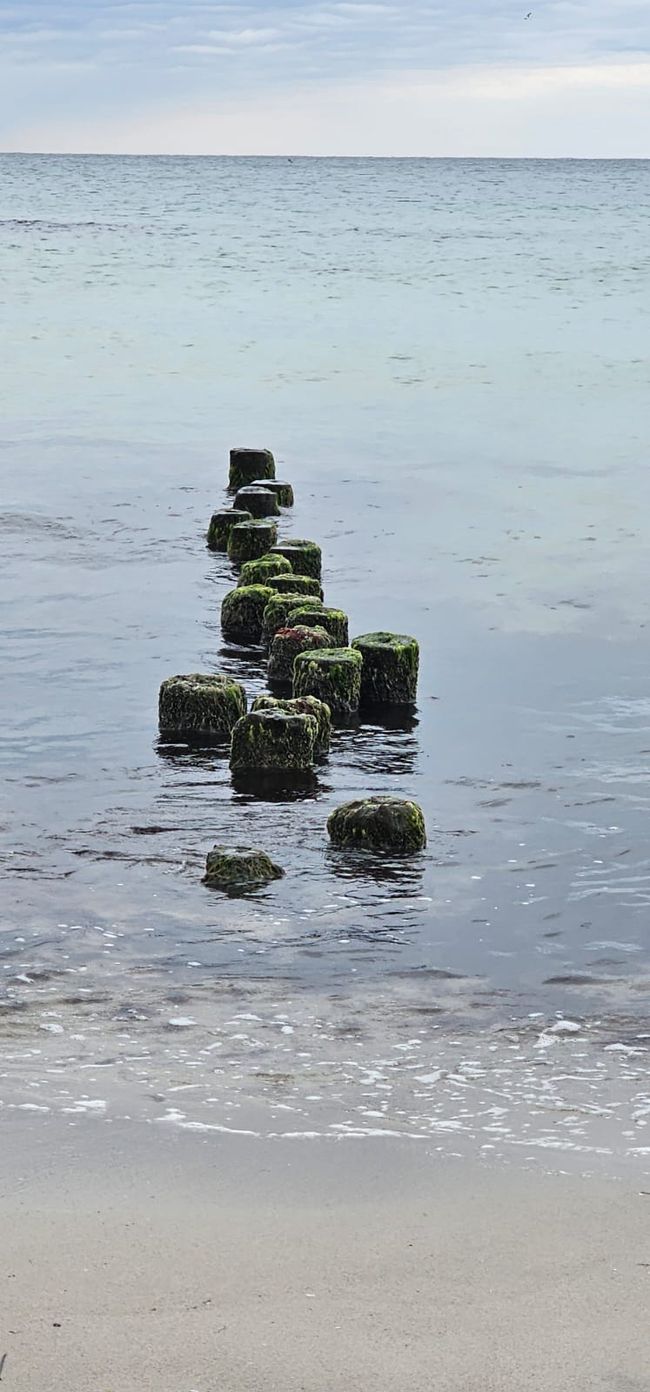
left=1, top=0, right=649, bottom=155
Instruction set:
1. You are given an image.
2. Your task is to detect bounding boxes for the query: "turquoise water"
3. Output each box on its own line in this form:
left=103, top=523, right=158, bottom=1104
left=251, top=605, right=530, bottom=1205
left=2, top=155, right=650, bottom=1042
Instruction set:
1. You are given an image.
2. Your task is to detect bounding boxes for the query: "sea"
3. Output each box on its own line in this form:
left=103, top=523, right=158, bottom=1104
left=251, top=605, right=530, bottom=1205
left=1, top=155, right=650, bottom=1168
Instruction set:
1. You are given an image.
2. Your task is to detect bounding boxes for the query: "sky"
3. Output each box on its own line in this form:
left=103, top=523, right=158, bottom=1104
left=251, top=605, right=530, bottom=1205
left=1, top=0, right=650, bottom=155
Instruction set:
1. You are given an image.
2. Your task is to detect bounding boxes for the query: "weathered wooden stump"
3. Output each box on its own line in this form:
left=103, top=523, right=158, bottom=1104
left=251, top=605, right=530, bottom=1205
left=269, top=539, right=322, bottom=580
left=229, top=448, right=275, bottom=492
left=230, top=709, right=317, bottom=771
left=252, top=693, right=331, bottom=757
left=204, top=846, right=284, bottom=890
left=261, top=593, right=324, bottom=647
left=266, top=573, right=323, bottom=600
left=251, top=479, right=294, bottom=507
left=234, top=485, right=280, bottom=519
left=267, top=624, right=333, bottom=686
left=158, top=673, right=246, bottom=740
left=221, top=584, right=274, bottom=644
left=293, top=647, right=362, bottom=717
left=327, top=795, right=426, bottom=854
left=227, top=519, right=278, bottom=566
left=290, top=605, right=348, bottom=648
left=207, top=509, right=252, bottom=551
left=238, top=553, right=293, bottom=588
left=352, top=632, right=419, bottom=706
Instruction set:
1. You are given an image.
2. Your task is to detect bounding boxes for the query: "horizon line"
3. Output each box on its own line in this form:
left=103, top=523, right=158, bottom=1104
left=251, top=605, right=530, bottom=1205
left=2, top=150, right=650, bottom=161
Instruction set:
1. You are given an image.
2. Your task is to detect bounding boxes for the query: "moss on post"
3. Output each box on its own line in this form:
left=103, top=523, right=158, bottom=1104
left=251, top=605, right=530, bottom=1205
left=230, top=710, right=317, bottom=771
left=204, top=846, right=284, bottom=891
left=233, top=485, right=280, bottom=519
left=158, top=673, right=247, bottom=740
left=290, top=605, right=348, bottom=647
left=238, top=553, right=293, bottom=588
left=352, top=632, right=420, bottom=706
left=266, top=573, right=323, bottom=600
left=252, top=693, right=331, bottom=758
left=228, top=519, right=278, bottom=566
left=269, top=539, right=322, bottom=580
left=229, top=448, right=275, bottom=492
left=261, top=593, right=324, bottom=646
left=251, top=479, right=294, bottom=508
left=221, top=584, right=274, bottom=644
left=267, top=624, right=334, bottom=686
left=207, top=509, right=252, bottom=551
left=293, top=647, right=362, bottom=717
left=327, top=795, right=426, bottom=854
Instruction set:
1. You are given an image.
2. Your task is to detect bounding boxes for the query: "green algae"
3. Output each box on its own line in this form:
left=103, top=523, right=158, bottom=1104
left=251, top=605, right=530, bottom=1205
left=229, top=448, right=276, bottom=492
left=261, top=593, right=324, bottom=647
left=207, top=508, right=252, bottom=551
left=269, top=539, right=322, bottom=581
left=158, top=673, right=246, bottom=740
left=228, top=519, right=279, bottom=566
left=238, top=554, right=293, bottom=588
left=252, top=693, right=331, bottom=758
left=233, top=485, right=280, bottom=519
left=290, top=605, right=348, bottom=648
left=327, top=795, right=426, bottom=855
left=229, top=709, right=317, bottom=771
left=267, top=624, right=334, bottom=686
left=221, top=584, right=274, bottom=644
left=293, top=646, right=362, bottom=717
left=351, top=632, right=419, bottom=706
left=266, top=573, right=323, bottom=600
left=204, top=845, right=284, bottom=891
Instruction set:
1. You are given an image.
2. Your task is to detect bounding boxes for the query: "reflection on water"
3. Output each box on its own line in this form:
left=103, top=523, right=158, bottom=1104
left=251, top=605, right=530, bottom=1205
left=325, top=845, right=426, bottom=888
left=230, top=769, right=321, bottom=801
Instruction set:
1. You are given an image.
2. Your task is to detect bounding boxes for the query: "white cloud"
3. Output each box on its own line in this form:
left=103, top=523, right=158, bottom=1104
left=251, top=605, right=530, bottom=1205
left=206, top=26, right=282, bottom=44
left=332, top=3, right=396, bottom=11
left=6, top=60, right=650, bottom=155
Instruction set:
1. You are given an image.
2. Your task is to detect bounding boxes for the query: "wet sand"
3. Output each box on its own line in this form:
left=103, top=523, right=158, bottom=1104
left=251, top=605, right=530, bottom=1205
left=1, top=1116, right=649, bottom=1391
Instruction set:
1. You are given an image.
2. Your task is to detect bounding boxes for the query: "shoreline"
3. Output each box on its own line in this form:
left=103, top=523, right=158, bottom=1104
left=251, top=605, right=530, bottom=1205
left=2, top=967, right=650, bottom=1180
left=2, top=1114, right=650, bottom=1391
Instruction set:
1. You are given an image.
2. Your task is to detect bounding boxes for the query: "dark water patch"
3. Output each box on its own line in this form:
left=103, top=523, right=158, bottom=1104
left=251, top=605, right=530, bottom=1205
left=544, top=973, right=616, bottom=986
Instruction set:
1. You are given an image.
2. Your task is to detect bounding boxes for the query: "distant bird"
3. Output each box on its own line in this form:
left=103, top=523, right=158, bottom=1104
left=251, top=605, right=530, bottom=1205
left=524, top=10, right=532, bottom=16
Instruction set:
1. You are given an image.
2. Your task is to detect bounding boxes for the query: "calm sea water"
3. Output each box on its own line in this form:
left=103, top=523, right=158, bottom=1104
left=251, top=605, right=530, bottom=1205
left=2, top=156, right=650, bottom=1159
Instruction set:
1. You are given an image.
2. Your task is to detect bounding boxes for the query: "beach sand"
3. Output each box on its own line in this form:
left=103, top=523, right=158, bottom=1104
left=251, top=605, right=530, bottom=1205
left=1, top=1116, right=649, bottom=1392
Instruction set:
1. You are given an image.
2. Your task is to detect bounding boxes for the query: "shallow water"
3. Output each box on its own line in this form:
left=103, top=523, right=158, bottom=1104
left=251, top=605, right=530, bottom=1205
left=1, top=155, right=650, bottom=1164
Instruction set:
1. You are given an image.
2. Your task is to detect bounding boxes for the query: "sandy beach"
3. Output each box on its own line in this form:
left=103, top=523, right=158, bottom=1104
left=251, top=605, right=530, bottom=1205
left=1, top=1115, right=649, bottom=1392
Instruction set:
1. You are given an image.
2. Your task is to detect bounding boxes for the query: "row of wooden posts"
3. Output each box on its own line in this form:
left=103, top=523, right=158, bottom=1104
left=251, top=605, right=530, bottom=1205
left=157, top=447, right=426, bottom=887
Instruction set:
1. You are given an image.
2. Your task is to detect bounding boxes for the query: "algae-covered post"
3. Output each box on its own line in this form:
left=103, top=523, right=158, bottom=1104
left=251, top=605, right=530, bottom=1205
left=229, top=447, right=275, bottom=492
left=233, top=485, right=280, bottom=519
left=327, top=795, right=426, bottom=854
left=228, top=519, right=278, bottom=566
left=269, top=539, right=322, bottom=580
left=352, top=632, right=419, bottom=706
left=207, top=509, right=252, bottom=551
left=261, top=593, right=324, bottom=647
left=158, top=673, right=247, bottom=740
left=251, top=479, right=294, bottom=507
left=293, top=647, right=362, bottom=717
left=238, top=553, right=293, bottom=588
left=230, top=709, right=318, bottom=771
left=289, top=605, right=349, bottom=648
left=221, top=584, right=274, bottom=644
left=266, top=573, right=323, bottom=600
left=252, top=693, right=331, bottom=758
left=204, top=845, right=285, bottom=890
left=267, top=623, right=333, bottom=686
